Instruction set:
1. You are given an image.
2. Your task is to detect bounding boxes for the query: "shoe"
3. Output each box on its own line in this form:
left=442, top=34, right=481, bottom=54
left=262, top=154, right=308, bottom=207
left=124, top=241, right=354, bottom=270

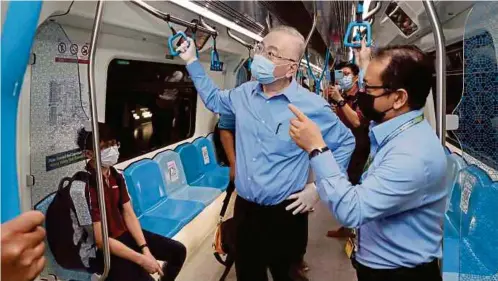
left=326, top=227, right=354, bottom=238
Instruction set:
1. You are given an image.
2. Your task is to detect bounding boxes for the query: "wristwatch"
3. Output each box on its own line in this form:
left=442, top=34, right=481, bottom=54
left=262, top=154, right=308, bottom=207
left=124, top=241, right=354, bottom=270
left=309, top=146, right=330, bottom=159
left=337, top=99, right=347, bottom=108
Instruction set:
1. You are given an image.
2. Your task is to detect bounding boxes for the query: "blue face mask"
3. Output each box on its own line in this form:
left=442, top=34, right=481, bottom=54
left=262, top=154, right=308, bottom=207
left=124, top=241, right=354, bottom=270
left=339, top=75, right=355, bottom=91
left=250, top=54, right=289, bottom=85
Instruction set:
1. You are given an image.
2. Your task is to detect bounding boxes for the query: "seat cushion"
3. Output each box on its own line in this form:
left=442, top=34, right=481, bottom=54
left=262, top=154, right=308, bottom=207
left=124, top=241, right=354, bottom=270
left=442, top=237, right=460, bottom=273
left=145, top=198, right=204, bottom=224
left=169, top=186, right=222, bottom=206
left=191, top=174, right=229, bottom=191
left=139, top=216, right=184, bottom=238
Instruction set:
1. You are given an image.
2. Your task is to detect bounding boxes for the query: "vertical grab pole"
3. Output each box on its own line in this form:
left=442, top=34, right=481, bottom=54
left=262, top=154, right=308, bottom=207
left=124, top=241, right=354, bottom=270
left=423, top=0, right=446, bottom=145
left=88, top=1, right=111, bottom=280
left=300, top=1, right=318, bottom=63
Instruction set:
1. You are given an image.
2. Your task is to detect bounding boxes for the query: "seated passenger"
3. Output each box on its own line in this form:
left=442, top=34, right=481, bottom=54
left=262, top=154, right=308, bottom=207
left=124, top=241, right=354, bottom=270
left=326, top=62, right=370, bottom=239
left=77, top=123, right=186, bottom=281
left=288, top=45, right=447, bottom=281
left=1, top=211, right=46, bottom=281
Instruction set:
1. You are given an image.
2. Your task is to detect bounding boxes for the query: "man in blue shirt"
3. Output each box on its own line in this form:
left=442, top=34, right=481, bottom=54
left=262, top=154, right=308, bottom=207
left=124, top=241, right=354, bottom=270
left=177, top=26, right=355, bottom=281
left=287, top=45, right=447, bottom=281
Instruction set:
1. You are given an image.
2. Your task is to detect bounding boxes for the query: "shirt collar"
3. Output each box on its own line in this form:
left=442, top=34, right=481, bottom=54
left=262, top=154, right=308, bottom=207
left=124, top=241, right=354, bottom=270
left=254, top=79, right=299, bottom=103
left=370, top=109, right=424, bottom=146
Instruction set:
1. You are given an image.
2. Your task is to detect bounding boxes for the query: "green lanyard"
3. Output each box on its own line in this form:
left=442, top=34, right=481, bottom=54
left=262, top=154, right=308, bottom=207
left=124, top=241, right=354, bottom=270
left=352, top=114, right=425, bottom=256
left=363, top=115, right=425, bottom=173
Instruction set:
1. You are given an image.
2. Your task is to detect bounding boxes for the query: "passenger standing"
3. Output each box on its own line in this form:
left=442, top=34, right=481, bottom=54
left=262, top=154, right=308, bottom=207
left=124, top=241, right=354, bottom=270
left=287, top=45, right=447, bottom=281
left=177, top=26, right=355, bottom=281
left=78, top=124, right=187, bottom=281
left=326, top=62, right=370, bottom=238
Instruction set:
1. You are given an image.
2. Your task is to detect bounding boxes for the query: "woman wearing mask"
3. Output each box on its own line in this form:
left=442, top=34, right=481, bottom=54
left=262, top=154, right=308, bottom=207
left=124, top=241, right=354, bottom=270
left=77, top=123, right=186, bottom=281
left=326, top=62, right=371, bottom=239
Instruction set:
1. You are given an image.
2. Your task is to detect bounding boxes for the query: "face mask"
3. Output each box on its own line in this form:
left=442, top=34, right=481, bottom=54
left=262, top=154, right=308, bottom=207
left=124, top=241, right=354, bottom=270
left=100, top=146, right=119, bottom=167
left=250, top=54, right=290, bottom=85
left=357, top=91, right=394, bottom=123
left=339, top=75, right=355, bottom=91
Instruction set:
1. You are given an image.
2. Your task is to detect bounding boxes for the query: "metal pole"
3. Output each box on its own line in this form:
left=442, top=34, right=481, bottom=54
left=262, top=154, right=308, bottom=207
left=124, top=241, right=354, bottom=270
left=300, top=1, right=317, bottom=63
left=88, top=1, right=111, bottom=280
left=423, top=0, right=446, bottom=145
left=227, top=28, right=254, bottom=49
left=130, top=0, right=218, bottom=36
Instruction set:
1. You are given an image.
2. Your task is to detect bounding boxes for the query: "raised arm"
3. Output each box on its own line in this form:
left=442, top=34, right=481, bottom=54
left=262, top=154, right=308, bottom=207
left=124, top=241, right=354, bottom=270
left=178, top=38, right=235, bottom=115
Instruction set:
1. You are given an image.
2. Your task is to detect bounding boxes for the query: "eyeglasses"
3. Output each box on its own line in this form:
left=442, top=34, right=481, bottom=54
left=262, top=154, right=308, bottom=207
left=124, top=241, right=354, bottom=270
left=254, top=43, right=297, bottom=62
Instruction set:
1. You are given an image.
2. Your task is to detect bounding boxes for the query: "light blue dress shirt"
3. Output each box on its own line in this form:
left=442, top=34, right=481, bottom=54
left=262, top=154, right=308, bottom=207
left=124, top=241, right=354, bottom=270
left=187, top=60, right=355, bottom=205
left=311, top=109, right=448, bottom=269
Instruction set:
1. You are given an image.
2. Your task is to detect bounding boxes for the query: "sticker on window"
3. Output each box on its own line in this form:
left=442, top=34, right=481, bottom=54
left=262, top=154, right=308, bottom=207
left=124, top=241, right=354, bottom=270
left=202, top=146, right=210, bottom=165
left=167, top=161, right=179, bottom=182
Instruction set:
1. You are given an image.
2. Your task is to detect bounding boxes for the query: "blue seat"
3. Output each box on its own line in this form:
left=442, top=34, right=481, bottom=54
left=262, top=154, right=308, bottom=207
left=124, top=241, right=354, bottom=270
left=123, top=159, right=204, bottom=227
left=193, top=137, right=229, bottom=179
left=175, top=143, right=229, bottom=191
left=154, top=150, right=222, bottom=206
left=442, top=165, right=495, bottom=276
left=458, top=181, right=498, bottom=276
left=207, top=132, right=214, bottom=142
left=34, top=194, right=92, bottom=281
left=139, top=216, right=183, bottom=238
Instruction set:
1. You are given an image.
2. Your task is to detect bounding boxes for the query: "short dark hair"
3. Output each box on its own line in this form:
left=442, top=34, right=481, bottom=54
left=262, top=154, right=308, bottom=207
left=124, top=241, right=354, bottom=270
left=76, top=122, right=116, bottom=151
left=375, top=45, right=434, bottom=110
left=335, top=62, right=360, bottom=76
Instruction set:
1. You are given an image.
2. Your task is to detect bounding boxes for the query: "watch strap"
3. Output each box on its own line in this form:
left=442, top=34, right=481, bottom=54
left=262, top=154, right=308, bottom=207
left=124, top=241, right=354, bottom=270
left=309, top=146, right=330, bottom=159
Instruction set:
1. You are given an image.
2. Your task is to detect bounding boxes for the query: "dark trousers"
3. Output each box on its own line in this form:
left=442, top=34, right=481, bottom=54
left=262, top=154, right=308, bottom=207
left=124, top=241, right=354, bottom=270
left=353, top=258, right=442, bottom=281
left=90, top=230, right=186, bottom=281
left=234, top=196, right=308, bottom=281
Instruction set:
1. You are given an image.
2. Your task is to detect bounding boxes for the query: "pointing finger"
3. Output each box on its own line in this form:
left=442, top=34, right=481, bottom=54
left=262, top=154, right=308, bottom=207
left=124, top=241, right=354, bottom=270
left=288, top=104, right=308, bottom=121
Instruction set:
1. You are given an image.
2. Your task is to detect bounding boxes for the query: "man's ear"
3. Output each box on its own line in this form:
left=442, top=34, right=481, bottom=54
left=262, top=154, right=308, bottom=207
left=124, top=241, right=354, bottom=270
left=393, top=89, right=409, bottom=110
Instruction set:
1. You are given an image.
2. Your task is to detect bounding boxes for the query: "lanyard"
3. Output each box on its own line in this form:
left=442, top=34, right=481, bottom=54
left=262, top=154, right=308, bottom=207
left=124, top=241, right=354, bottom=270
left=349, top=114, right=424, bottom=258
left=363, top=114, right=424, bottom=173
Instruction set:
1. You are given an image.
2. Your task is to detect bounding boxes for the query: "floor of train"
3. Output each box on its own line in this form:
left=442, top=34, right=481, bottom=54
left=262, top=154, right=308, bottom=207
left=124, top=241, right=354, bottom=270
left=176, top=201, right=357, bottom=281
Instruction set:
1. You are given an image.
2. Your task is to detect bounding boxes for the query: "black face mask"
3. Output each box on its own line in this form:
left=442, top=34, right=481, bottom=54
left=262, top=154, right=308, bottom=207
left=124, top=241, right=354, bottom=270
left=357, top=91, right=394, bottom=123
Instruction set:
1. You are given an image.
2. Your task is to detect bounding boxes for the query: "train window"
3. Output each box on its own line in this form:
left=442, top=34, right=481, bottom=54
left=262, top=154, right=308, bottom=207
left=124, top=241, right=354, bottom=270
left=105, top=59, right=197, bottom=162
left=429, top=40, right=464, bottom=148
left=385, top=2, right=418, bottom=37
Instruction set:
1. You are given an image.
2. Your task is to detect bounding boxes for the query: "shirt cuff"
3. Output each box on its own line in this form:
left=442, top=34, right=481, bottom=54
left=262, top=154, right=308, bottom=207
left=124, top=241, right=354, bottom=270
left=186, top=60, right=204, bottom=77
left=310, top=150, right=342, bottom=181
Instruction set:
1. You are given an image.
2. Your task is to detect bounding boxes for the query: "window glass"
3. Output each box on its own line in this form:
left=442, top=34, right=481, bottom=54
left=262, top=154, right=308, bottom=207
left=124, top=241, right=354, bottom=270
left=106, top=59, right=197, bottom=162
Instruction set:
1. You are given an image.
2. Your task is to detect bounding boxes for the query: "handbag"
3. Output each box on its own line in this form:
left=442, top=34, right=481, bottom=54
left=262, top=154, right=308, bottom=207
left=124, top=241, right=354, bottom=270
left=213, top=181, right=236, bottom=281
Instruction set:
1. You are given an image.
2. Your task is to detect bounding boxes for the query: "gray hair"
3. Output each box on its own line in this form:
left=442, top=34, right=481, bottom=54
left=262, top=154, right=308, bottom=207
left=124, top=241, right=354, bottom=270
left=270, top=25, right=305, bottom=61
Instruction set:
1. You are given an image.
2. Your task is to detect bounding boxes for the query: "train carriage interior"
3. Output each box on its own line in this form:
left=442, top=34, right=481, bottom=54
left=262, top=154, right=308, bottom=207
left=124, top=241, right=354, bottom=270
left=1, top=0, right=498, bottom=281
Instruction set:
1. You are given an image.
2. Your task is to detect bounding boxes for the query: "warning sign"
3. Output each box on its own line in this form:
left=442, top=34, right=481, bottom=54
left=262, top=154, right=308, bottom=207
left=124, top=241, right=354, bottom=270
left=55, top=42, right=90, bottom=64
left=167, top=161, right=179, bottom=182
left=202, top=146, right=210, bottom=165
left=46, top=149, right=85, bottom=172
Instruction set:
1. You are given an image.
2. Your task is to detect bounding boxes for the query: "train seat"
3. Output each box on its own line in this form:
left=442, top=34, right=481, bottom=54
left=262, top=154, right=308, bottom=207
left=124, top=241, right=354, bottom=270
left=154, top=150, right=222, bottom=206
left=175, top=143, right=229, bottom=191
left=444, top=154, right=467, bottom=213
left=458, top=181, right=498, bottom=276
left=34, top=194, right=93, bottom=281
left=442, top=165, right=496, bottom=276
left=138, top=216, right=184, bottom=238
left=192, top=137, right=230, bottom=180
left=123, top=159, right=204, bottom=227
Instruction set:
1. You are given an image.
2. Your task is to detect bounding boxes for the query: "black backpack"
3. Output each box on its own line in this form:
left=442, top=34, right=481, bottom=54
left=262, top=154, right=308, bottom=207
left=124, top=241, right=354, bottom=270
left=45, top=168, right=123, bottom=271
